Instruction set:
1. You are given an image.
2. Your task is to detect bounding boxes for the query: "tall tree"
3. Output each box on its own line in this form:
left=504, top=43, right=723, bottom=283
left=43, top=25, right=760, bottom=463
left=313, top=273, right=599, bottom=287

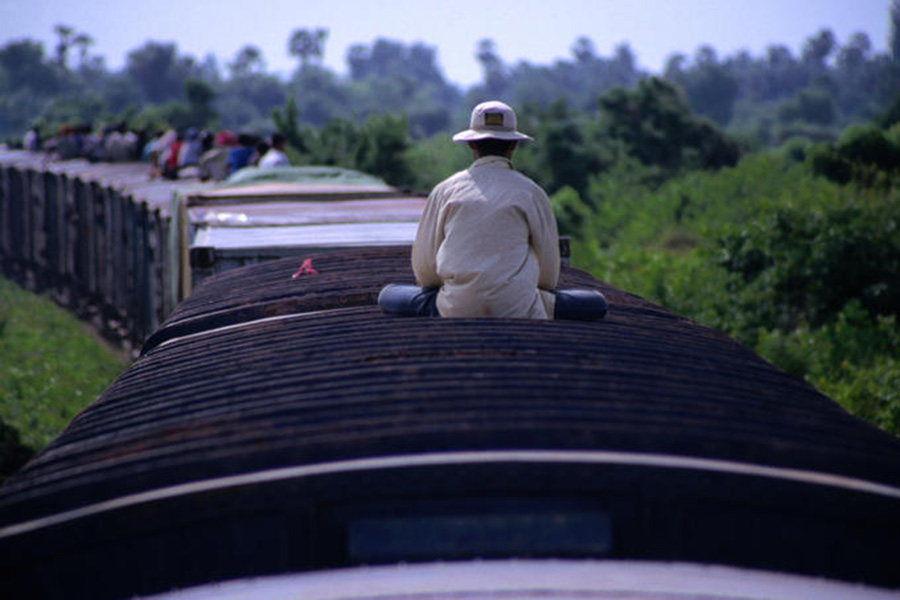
left=347, top=44, right=371, bottom=81
left=892, top=0, right=900, bottom=62
left=837, top=33, right=872, bottom=71
left=183, top=79, right=217, bottom=127
left=288, top=28, right=328, bottom=69
left=571, top=37, right=596, bottom=65
left=229, top=45, right=265, bottom=77
left=609, top=43, right=639, bottom=88
left=666, top=46, right=739, bottom=126
left=0, top=40, right=60, bottom=92
left=599, top=77, right=740, bottom=171
left=525, top=99, right=599, bottom=197
left=802, top=29, right=836, bottom=66
left=764, top=44, right=805, bottom=99
left=476, top=38, right=507, bottom=96
left=126, top=41, right=198, bottom=104
left=53, top=24, right=74, bottom=70
left=800, top=29, right=837, bottom=95
left=72, top=33, right=94, bottom=70
left=663, top=53, right=687, bottom=80
left=348, top=39, right=443, bottom=83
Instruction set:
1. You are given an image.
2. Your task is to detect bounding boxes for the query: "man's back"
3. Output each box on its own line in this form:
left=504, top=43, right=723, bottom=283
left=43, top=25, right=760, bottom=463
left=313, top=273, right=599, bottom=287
left=412, top=156, right=560, bottom=318
left=379, top=100, right=606, bottom=322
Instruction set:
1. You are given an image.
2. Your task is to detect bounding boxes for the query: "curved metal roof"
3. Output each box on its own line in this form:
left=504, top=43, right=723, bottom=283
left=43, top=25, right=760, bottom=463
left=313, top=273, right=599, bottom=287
left=1, top=247, right=899, bottom=598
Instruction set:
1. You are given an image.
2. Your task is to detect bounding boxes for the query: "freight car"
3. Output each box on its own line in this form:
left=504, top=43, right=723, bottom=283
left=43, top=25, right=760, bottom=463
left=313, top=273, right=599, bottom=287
left=171, top=165, right=426, bottom=302
left=0, top=150, right=426, bottom=350
left=1, top=246, right=899, bottom=599
left=1, top=151, right=899, bottom=599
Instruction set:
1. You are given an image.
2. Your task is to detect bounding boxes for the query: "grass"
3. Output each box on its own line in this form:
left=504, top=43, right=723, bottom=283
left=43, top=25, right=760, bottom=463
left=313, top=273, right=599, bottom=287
left=0, top=277, right=130, bottom=452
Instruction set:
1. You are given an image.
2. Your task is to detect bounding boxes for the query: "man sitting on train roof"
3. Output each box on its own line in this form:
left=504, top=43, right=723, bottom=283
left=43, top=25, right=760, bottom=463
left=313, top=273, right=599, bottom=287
left=258, top=132, right=291, bottom=168
left=378, top=100, right=607, bottom=321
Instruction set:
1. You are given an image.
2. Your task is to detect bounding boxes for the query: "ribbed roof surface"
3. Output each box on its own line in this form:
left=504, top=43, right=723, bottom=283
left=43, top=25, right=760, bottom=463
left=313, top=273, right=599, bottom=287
left=2, top=247, right=899, bottom=597
left=3, top=247, right=899, bottom=517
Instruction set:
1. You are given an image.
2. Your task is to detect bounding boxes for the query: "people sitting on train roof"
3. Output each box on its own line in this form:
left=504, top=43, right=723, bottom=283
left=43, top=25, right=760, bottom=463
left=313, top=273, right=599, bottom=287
left=104, top=122, right=141, bottom=163
left=146, top=129, right=177, bottom=179
left=177, top=128, right=203, bottom=168
left=199, top=130, right=237, bottom=182
left=160, top=131, right=185, bottom=180
left=378, top=100, right=607, bottom=321
left=258, top=132, right=291, bottom=168
left=23, top=126, right=40, bottom=152
left=227, top=133, right=258, bottom=175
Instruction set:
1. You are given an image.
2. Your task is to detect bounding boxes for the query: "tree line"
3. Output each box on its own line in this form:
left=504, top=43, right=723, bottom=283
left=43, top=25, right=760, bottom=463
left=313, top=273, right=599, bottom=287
left=2, top=4, right=899, bottom=152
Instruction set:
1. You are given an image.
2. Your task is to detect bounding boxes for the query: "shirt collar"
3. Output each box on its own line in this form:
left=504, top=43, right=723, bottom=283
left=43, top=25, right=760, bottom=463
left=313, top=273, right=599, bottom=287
left=470, top=155, right=514, bottom=170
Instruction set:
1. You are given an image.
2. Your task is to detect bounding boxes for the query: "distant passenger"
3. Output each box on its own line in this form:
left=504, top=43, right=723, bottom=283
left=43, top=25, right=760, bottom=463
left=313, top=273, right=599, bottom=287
left=199, top=130, right=237, bottom=182
left=82, top=124, right=106, bottom=163
left=178, top=128, right=203, bottom=167
left=55, top=125, right=82, bottom=160
left=105, top=122, right=134, bottom=163
left=378, top=100, right=607, bottom=320
left=160, top=132, right=184, bottom=180
left=147, top=129, right=177, bottom=179
left=227, top=133, right=257, bottom=174
left=258, top=133, right=290, bottom=168
left=23, top=126, right=40, bottom=152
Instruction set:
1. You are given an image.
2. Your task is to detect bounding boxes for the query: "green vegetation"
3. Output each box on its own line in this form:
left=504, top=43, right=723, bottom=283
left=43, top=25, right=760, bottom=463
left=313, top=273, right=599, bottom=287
left=552, top=119, right=900, bottom=437
left=0, top=278, right=129, bottom=478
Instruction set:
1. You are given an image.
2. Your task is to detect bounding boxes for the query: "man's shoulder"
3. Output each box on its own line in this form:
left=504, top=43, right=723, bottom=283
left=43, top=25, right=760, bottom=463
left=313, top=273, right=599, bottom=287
left=499, top=166, right=548, bottom=198
left=431, top=168, right=472, bottom=193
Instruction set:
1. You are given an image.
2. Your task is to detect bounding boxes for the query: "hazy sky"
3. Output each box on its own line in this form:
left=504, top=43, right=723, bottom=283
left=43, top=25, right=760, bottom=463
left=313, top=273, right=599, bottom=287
left=0, top=0, right=892, bottom=87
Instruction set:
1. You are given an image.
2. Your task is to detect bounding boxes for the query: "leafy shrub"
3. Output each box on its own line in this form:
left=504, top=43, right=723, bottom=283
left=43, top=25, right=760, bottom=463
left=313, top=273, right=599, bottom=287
left=551, top=186, right=595, bottom=240
left=776, top=88, right=836, bottom=127
left=598, top=77, right=741, bottom=172
left=810, top=124, right=900, bottom=186
left=754, top=302, right=900, bottom=435
left=718, top=189, right=900, bottom=330
left=565, top=140, right=900, bottom=437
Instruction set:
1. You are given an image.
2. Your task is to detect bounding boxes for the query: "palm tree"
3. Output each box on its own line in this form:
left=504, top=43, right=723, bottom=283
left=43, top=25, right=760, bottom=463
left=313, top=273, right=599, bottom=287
left=288, top=28, right=328, bottom=69
left=230, top=45, right=265, bottom=77
left=72, top=33, right=94, bottom=69
left=54, top=24, right=74, bottom=69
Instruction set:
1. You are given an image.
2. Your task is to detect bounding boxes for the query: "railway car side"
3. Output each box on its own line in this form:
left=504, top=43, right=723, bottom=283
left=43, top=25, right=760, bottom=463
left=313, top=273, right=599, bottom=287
left=0, top=152, right=426, bottom=351
left=0, top=150, right=188, bottom=347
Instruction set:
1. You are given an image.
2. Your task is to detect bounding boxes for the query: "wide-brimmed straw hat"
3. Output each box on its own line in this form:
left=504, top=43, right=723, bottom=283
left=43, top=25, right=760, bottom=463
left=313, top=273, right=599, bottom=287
left=452, top=100, right=534, bottom=143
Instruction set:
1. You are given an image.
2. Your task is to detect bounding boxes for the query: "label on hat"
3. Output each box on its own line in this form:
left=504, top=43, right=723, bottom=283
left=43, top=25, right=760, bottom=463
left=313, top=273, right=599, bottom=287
left=484, top=112, right=504, bottom=127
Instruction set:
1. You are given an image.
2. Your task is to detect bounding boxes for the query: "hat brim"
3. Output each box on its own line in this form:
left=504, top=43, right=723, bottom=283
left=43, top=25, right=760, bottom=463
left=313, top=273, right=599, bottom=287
left=452, top=129, right=534, bottom=143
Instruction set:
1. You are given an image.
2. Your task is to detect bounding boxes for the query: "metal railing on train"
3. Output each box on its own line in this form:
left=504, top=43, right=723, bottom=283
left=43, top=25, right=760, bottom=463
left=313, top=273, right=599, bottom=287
left=0, top=154, right=174, bottom=352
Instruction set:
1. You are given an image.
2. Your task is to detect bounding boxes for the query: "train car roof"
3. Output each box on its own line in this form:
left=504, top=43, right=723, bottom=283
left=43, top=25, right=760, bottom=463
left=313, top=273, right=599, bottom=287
left=1, top=247, right=899, bottom=597
left=187, top=197, right=426, bottom=227
left=181, top=166, right=402, bottom=206
left=0, top=149, right=211, bottom=214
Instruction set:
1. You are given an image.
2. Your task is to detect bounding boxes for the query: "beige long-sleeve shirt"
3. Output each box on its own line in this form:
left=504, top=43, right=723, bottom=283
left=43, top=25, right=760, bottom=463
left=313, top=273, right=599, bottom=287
left=412, top=155, right=560, bottom=318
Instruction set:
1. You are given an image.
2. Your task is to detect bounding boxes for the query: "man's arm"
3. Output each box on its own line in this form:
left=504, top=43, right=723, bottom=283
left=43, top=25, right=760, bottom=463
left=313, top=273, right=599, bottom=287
left=531, top=188, right=561, bottom=290
left=411, top=189, right=444, bottom=288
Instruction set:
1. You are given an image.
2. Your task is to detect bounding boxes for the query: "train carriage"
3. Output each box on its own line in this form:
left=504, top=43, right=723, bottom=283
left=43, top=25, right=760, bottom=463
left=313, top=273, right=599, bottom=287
left=0, top=150, right=427, bottom=348
left=1, top=152, right=899, bottom=599
left=173, top=165, right=426, bottom=301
